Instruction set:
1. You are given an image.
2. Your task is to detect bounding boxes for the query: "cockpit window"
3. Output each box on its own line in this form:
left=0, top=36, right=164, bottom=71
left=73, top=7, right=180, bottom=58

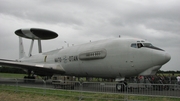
left=137, top=43, right=143, bottom=48
left=131, top=43, right=137, bottom=48
left=131, top=43, right=143, bottom=48
left=131, top=42, right=164, bottom=51
left=143, top=43, right=153, bottom=47
left=131, top=43, right=144, bottom=48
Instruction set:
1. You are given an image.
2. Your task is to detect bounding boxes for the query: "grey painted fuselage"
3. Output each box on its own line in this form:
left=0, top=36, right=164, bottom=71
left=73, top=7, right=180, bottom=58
left=20, top=38, right=171, bottom=78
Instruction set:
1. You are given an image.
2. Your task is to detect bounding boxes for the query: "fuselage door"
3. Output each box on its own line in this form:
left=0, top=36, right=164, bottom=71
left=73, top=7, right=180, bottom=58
left=44, top=55, right=47, bottom=62
left=129, top=43, right=138, bottom=67
left=129, top=43, right=143, bottom=69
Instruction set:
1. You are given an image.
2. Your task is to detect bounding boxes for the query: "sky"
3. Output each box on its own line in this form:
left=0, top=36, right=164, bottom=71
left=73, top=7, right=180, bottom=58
left=0, top=0, right=179, bottom=71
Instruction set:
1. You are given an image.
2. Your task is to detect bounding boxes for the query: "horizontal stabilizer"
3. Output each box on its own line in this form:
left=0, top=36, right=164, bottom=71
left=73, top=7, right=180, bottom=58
left=15, top=28, right=58, bottom=40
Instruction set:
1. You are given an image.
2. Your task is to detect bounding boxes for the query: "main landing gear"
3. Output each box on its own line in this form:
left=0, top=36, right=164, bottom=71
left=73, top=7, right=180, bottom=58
left=24, top=70, right=35, bottom=83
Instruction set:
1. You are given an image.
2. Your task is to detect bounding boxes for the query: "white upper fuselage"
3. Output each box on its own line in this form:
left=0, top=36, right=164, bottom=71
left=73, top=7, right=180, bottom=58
left=20, top=38, right=171, bottom=78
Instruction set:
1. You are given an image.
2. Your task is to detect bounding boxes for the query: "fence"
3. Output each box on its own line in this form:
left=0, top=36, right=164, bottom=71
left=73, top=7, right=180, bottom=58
left=0, top=78, right=180, bottom=101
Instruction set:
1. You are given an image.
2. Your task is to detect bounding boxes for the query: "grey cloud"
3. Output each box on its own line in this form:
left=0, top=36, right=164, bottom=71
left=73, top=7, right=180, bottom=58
left=0, top=0, right=179, bottom=70
left=110, top=1, right=180, bottom=33
left=0, top=0, right=84, bottom=25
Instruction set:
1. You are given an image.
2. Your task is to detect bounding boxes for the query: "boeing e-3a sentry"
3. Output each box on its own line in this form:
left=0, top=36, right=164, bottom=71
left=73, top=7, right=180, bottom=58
left=0, top=28, right=171, bottom=91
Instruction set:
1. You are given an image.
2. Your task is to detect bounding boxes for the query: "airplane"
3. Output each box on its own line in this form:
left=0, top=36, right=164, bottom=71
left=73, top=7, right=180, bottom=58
left=0, top=28, right=171, bottom=91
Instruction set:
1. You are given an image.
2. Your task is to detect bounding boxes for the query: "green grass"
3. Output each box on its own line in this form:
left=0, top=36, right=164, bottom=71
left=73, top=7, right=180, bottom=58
left=0, top=90, right=77, bottom=101
left=1, top=73, right=180, bottom=100
left=0, top=73, right=26, bottom=78
left=0, top=85, right=180, bottom=101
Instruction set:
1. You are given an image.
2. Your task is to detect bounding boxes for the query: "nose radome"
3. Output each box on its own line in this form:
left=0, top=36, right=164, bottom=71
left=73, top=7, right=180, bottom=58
left=165, top=53, right=171, bottom=63
left=152, top=51, right=171, bottom=65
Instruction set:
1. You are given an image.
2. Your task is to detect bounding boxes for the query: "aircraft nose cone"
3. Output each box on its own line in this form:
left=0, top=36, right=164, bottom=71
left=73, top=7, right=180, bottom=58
left=152, top=51, right=171, bottom=65
left=165, top=53, right=171, bottom=63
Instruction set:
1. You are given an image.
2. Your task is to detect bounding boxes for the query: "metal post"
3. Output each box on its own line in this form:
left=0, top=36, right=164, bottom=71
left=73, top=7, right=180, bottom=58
left=28, top=39, right=34, bottom=57
left=79, top=82, right=83, bottom=101
left=43, top=80, right=46, bottom=95
left=15, top=78, right=18, bottom=92
left=38, top=39, right=42, bottom=53
left=126, top=84, right=129, bottom=101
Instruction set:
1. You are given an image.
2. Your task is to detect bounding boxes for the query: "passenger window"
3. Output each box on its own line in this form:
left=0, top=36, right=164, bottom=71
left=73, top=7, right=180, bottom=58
left=131, top=43, right=137, bottom=48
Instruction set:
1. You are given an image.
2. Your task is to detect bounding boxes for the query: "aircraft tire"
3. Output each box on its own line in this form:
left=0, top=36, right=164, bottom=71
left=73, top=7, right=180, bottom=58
left=116, top=82, right=127, bottom=92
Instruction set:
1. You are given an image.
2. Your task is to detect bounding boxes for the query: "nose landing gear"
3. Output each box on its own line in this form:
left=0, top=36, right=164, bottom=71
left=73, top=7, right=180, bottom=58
left=116, top=82, right=127, bottom=92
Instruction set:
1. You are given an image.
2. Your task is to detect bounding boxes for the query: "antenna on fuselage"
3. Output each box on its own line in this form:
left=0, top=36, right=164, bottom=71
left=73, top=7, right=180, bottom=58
left=15, top=28, right=58, bottom=57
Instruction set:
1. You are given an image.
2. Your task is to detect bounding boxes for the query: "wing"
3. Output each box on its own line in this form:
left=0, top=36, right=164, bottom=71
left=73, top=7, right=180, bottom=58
left=0, top=59, right=65, bottom=76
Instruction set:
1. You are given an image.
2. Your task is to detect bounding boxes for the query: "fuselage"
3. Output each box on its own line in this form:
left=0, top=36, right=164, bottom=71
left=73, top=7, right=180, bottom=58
left=20, top=38, right=171, bottom=78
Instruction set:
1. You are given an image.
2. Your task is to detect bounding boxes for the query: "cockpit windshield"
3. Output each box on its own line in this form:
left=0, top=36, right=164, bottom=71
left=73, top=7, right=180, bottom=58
left=131, top=42, right=164, bottom=51
left=143, top=43, right=153, bottom=47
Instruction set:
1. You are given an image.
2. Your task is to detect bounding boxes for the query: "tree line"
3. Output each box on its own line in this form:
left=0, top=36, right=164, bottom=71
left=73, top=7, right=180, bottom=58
left=157, top=70, right=180, bottom=74
left=0, top=66, right=26, bottom=74
left=0, top=66, right=179, bottom=74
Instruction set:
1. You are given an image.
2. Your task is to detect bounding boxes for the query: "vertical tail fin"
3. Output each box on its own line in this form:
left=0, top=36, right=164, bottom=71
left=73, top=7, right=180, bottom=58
left=19, top=37, right=26, bottom=59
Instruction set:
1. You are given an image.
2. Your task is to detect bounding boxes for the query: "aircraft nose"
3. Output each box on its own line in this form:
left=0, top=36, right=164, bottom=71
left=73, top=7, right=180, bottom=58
left=152, top=51, right=171, bottom=65
left=165, top=53, right=171, bottom=63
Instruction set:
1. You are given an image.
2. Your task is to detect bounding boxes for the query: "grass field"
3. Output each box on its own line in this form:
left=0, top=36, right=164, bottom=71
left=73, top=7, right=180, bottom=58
left=0, top=91, right=77, bottom=101
left=1, top=91, right=179, bottom=101
left=0, top=73, right=26, bottom=78
left=1, top=73, right=180, bottom=101
left=0, top=85, right=180, bottom=101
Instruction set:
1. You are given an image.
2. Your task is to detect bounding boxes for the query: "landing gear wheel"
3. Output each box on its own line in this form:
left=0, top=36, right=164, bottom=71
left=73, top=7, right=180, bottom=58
left=116, top=82, right=127, bottom=92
